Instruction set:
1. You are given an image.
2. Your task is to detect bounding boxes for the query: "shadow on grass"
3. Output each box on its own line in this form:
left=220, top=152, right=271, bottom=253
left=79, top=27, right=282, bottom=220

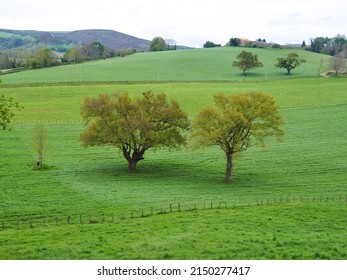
left=75, top=158, right=267, bottom=189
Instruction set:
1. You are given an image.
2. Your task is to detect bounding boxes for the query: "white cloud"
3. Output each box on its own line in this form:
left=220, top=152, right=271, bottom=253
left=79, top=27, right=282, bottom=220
left=1, top=0, right=346, bottom=47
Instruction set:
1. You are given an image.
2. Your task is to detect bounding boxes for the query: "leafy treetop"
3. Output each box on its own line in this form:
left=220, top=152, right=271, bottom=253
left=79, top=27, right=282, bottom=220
left=275, top=52, right=305, bottom=75
left=80, top=91, right=190, bottom=173
left=0, top=80, right=21, bottom=130
left=192, top=92, right=284, bottom=183
left=232, top=51, right=263, bottom=76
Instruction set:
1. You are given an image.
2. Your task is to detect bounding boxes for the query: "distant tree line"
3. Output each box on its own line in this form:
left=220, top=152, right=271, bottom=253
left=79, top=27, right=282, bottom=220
left=203, top=35, right=346, bottom=56
left=0, top=41, right=138, bottom=70
left=309, top=35, right=346, bottom=56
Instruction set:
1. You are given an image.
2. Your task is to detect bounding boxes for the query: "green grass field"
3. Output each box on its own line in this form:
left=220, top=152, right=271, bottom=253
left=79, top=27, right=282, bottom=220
left=0, top=47, right=346, bottom=259
left=1, top=47, right=330, bottom=84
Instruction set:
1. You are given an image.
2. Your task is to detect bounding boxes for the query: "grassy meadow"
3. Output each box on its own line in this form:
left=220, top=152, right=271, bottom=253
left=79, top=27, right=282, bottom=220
left=0, top=47, right=346, bottom=259
left=0, top=47, right=330, bottom=84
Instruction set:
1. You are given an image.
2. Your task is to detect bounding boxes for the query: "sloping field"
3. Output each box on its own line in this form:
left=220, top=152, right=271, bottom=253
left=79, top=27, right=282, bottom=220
left=0, top=45, right=346, bottom=259
left=1, top=47, right=330, bottom=84
left=1, top=74, right=346, bottom=259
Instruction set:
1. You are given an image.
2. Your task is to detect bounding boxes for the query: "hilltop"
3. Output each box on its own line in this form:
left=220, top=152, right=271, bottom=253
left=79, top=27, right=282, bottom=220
left=0, top=29, right=151, bottom=52
left=1, top=46, right=331, bottom=84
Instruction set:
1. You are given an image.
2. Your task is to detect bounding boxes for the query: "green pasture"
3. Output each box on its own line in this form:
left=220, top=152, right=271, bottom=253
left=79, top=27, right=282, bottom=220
left=1, top=47, right=330, bottom=84
left=0, top=49, right=346, bottom=259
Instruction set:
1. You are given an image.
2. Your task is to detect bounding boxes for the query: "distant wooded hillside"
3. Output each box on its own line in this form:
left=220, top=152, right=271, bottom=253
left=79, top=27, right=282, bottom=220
left=0, top=29, right=151, bottom=52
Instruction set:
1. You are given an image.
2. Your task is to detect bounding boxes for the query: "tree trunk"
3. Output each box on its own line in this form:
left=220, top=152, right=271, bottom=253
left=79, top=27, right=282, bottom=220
left=128, top=158, right=138, bottom=173
left=224, top=154, right=233, bottom=184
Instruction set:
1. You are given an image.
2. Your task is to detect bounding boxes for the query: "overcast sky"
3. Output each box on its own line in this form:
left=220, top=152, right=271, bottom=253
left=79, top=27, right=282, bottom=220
left=1, top=0, right=346, bottom=47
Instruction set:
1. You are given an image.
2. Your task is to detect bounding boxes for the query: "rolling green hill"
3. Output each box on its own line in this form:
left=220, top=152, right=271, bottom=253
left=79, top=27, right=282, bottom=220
left=1, top=47, right=330, bottom=84
left=0, top=46, right=346, bottom=260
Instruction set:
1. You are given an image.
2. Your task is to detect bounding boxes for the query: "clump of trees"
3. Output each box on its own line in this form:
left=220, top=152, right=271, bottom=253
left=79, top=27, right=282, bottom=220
left=115, top=48, right=137, bottom=57
left=63, top=42, right=115, bottom=63
left=80, top=90, right=283, bottom=184
left=203, top=41, right=222, bottom=48
left=149, top=37, right=177, bottom=52
left=229, top=38, right=241, bottom=47
left=0, top=41, right=117, bottom=69
left=0, top=47, right=60, bottom=70
left=310, top=35, right=346, bottom=56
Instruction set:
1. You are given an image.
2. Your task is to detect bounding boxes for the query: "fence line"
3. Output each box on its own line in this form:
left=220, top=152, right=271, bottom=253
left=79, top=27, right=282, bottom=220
left=1, top=195, right=346, bottom=231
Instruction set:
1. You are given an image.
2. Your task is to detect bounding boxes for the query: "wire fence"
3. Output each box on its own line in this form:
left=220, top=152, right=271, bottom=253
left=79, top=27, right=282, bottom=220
left=1, top=195, right=346, bottom=231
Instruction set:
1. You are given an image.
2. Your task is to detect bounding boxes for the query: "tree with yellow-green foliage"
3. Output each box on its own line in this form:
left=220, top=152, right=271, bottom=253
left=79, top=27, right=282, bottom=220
left=80, top=91, right=190, bottom=173
left=0, top=79, right=21, bottom=131
left=192, top=92, right=284, bottom=184
left=31, top=123, right=49, bottom=168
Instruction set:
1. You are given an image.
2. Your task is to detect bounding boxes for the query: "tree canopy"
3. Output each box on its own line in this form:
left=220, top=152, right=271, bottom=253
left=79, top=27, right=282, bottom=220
left=232, top=51, right=263, bottom=75
left=275, top=52, right=305, bottom=75
left=203, top=41, right=221, bottom=48
left=0, top=80, right=21, bottom=130
left=80, top=91, right=190, bottom=173
left=229, top=38, right=241, bottom=46
left=149, top=37, right=167, bottom=52
left=192, top=92, right=284, bottom=184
